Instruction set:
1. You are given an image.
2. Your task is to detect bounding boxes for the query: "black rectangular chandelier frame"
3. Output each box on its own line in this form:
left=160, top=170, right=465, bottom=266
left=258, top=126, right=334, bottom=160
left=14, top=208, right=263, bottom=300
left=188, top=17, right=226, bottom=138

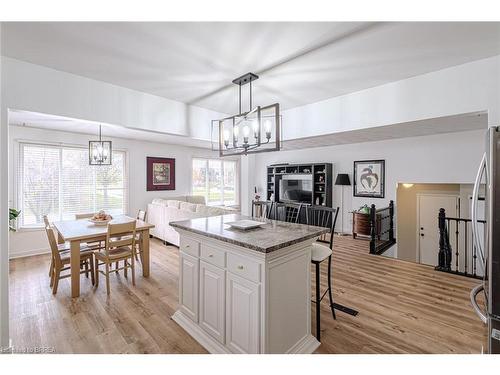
left=213, top=72, right=281, bottom=157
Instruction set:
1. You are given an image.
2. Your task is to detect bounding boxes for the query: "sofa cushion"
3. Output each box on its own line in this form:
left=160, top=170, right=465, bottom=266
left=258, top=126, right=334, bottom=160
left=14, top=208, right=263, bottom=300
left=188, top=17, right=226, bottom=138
left=186, top=195, right=206, bottom=205
left=196, top=204, right=211, bottom=216
left=166, top=200, right=181, bottom=209
left=207, top=206, right=226, bottom=216
left=180, top=202, right=197, bottom=212
left=152, top=198, right=169, bottom=206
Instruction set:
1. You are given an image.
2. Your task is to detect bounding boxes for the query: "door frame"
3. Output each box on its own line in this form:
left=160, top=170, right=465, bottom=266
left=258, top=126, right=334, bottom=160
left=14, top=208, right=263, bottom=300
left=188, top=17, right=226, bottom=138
left=416, top=193, right=460, bottom=264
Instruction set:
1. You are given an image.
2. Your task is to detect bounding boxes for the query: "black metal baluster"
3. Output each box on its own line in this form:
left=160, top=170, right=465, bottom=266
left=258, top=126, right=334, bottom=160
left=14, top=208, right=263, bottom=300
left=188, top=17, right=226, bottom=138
left=455, top=220, right=459, bottom=273
left=369, top=204, right=376, bottom=254
left=464, top=221, right=468, bottom=276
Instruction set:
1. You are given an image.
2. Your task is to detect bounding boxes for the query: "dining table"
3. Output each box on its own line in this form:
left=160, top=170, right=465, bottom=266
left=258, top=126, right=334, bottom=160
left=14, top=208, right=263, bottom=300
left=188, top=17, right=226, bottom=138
left=52, top=215, right=155, bottom=298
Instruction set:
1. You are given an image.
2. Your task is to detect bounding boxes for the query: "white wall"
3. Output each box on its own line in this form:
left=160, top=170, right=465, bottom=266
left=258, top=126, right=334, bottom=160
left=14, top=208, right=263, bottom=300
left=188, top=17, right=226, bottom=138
left=281, top=55, right=500, bottom=140
left=250, top=129, right=485, bottom=240
left=7, top=126, right=234, bottom=258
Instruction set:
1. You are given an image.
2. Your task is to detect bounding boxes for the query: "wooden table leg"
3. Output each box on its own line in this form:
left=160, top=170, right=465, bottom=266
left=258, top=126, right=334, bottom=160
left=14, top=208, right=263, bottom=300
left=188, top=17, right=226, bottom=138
left=142, top=229, right=150, bottom=277
left=70, top=240, right=81, bottom=298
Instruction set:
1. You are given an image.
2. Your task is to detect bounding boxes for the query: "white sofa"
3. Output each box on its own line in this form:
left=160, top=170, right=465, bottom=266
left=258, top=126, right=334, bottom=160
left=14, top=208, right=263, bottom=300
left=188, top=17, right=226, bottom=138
left=147, top=195, right=238, bottom=246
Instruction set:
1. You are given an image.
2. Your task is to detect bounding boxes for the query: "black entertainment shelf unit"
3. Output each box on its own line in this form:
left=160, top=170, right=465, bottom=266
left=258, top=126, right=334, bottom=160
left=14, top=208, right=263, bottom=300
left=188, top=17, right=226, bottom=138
left=266, top=162, right=333, bottom=207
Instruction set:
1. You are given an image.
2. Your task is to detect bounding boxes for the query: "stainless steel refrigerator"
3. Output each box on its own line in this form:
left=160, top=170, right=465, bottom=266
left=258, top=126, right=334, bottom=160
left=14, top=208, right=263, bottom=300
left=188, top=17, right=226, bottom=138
left=471, top=126, right=500, bottom=354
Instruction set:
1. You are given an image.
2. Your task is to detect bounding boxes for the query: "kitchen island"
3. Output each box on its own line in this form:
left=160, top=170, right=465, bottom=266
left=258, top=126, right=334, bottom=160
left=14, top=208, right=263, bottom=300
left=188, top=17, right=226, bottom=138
left=170, top=214, right=329, bottom=354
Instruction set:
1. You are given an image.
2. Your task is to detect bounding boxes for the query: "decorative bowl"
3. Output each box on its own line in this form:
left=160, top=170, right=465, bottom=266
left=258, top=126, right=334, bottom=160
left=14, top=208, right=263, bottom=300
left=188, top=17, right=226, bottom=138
left=88, top=218, right=112, bottom=226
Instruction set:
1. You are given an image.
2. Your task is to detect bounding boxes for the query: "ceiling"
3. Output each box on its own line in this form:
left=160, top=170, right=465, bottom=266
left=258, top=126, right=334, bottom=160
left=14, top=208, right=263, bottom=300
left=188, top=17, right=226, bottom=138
left=2, top=22, right=500, bottom=114
left=9, top=109, right=487, bottom=151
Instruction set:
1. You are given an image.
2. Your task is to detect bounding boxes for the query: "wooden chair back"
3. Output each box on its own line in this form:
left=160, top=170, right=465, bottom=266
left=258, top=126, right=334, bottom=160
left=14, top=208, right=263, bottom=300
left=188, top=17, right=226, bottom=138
left=306, top=206, right=339, bottom=249
left=136, top=209, right=147, bottom=222
left=75, top=213, right=95, bottom=219
left=274, top=202, right=303, bottom=223
left=44, top=221, right=63, bottom=267
left=105, top=221, right=137, bottom=257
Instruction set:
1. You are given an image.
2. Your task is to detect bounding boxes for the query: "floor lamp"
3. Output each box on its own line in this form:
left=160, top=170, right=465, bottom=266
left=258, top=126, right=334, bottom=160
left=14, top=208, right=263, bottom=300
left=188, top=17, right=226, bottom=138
left=335, top=173, right=351, bottom=235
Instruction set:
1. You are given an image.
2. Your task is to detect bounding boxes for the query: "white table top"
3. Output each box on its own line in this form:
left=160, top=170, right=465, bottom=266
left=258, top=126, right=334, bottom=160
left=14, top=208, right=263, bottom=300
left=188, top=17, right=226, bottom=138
left=53, top=215, right=154, bottom=242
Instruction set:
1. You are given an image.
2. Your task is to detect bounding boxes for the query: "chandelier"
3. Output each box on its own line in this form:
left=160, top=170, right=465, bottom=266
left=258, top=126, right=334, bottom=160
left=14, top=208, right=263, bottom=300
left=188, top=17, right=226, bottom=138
left=88, top=125, right=112, bottom=165
left=212, top=73, right=281, bottom=156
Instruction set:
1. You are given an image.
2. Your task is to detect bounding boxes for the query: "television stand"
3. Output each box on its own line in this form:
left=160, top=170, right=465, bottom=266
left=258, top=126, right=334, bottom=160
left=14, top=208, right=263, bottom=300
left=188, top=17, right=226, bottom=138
left=266, top=163, right=333, bottom=207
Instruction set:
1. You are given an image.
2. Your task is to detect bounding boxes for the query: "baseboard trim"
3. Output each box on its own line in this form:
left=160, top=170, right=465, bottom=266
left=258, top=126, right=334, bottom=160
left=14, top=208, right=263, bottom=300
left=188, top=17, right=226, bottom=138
left=172, top=310, right=320, bottom=354
left=9, top=248, right=49, bottom=260
left=1, top=339, right=13, bottom=354
left=286, top=334, right=320, bottom=354
left=172, top=311, right=231, bottom=354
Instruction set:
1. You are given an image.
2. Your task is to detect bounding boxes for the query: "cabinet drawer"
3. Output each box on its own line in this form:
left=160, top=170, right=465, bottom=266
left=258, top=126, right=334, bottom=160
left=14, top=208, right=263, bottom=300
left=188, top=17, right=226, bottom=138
left=180, top=237, right=200, bottom=257
left=200, top=244, right=226, bottom=268
left=227, top=253, right=261, bottom=283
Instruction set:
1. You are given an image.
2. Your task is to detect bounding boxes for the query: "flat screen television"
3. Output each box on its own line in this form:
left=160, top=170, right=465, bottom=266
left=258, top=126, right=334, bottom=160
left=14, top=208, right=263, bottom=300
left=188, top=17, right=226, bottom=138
left=279, top=174, right=313, bottom=204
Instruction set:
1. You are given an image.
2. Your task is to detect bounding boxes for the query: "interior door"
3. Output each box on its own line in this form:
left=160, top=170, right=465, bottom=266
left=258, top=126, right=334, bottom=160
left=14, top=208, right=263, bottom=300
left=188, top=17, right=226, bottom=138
left=418, top=194, right=459, bottom=266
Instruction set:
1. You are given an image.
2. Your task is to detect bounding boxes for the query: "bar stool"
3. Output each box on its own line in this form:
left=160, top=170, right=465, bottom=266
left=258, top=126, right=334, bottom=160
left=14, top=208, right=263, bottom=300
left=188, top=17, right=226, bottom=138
left=273, top=201, right=303, bottom=223
left=252, top=200, right=274, bottom=219
left=306, top=205, right=339, bottom=341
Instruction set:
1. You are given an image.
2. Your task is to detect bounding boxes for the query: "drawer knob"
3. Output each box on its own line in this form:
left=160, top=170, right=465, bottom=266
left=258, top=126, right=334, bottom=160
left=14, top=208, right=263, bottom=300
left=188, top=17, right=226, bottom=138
left=186, top=245, right=190, bottom=248
left=237, top=265, right=244, bottom=270
left=208, top=254, right=214, bottom=258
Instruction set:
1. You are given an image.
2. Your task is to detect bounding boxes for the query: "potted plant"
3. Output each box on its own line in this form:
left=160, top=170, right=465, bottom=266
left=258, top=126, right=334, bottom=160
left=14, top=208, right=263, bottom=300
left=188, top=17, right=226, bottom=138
left=9, top=208, right=21, bottom=231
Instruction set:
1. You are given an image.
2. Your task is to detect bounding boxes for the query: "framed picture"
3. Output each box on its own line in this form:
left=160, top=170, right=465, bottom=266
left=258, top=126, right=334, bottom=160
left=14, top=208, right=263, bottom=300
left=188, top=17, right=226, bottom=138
left=147, top=157, right=175, bottom=191
left=353, top=160, right=385, bottom=198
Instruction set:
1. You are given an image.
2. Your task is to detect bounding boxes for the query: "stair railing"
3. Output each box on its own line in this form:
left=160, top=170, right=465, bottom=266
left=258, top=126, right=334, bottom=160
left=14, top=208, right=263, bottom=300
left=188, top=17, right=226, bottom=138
left=435, top=207, right=485, bottom=278
left=369, top=200, right=396, bottom=255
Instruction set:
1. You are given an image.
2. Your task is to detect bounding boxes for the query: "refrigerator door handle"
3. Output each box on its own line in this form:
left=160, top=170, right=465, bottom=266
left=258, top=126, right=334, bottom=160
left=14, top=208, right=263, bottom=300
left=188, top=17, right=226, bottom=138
left=470, top=283, right=488, bottom=324
left=471, top=153, right=486, bottom=265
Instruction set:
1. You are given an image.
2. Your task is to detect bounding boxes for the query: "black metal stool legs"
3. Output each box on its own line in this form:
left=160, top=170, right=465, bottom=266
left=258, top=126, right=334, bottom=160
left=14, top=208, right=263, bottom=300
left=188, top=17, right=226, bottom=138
left=313, top=256, right=338, bottom=342
left=327, top=255, right=336, bottom=320
left=315, top=262, right=321, bottom=341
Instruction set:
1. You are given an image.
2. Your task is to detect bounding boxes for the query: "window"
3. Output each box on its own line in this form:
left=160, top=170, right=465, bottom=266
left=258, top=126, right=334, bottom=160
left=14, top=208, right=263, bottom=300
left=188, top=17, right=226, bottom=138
left=192, top=158, right=238, bottom=206
left=18, top=142, right=127, bottom=227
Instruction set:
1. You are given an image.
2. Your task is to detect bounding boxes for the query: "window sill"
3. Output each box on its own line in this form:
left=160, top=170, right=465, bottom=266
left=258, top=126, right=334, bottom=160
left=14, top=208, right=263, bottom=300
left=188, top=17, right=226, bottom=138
left=15, top=226, right=44, bottom=233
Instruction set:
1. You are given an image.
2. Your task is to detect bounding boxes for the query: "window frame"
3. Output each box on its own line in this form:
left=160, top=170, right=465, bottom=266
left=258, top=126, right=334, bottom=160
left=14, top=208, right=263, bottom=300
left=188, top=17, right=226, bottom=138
left=191, top=157, right=240, bottom=207
left=15, top=140, right=129, bottom=229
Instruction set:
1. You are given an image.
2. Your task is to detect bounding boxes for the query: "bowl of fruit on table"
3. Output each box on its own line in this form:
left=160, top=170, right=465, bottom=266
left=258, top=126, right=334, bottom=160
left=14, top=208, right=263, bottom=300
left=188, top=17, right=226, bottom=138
left=89, top=211, right=113, bottom=226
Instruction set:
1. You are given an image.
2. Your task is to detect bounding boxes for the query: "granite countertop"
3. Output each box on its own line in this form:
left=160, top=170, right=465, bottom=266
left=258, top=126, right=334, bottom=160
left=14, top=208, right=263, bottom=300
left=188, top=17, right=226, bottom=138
left=170, top=214, right=329, bottom=253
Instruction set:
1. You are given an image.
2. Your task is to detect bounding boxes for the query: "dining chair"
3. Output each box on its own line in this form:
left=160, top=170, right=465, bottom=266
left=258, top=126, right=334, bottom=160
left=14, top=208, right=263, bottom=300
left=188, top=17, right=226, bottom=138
left=136, top=209, right=147, bottom=222
left=305, top=205, right=339, bottom=341
left=44, top=215, right=93, bottom=281
left=273, top=202, right=303, bottom=223
left=134, top=210, right=147, bottom=263
left=94, top=220, right=137, bottom=295
left=44, top=223, right=95, bottom=295
left=75, top=213, right=105, bottom=250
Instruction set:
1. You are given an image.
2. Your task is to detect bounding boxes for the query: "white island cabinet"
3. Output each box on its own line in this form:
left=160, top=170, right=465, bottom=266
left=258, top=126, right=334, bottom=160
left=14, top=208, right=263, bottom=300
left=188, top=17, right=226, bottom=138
left=171, top=214, right=328, bottom=354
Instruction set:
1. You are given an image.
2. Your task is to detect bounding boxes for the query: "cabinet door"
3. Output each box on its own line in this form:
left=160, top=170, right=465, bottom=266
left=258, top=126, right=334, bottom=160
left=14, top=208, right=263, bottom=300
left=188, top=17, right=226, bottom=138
left=199, top=261, right=226, bottom=343
left=226, top=272, right=260, bottom=353
left=179, top=252, right=199, bottom=322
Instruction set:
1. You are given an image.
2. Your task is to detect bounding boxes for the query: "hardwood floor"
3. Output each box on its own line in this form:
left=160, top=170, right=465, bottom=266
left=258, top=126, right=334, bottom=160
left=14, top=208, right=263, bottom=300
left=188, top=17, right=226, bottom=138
left=9, top=236, right=487, bottom=354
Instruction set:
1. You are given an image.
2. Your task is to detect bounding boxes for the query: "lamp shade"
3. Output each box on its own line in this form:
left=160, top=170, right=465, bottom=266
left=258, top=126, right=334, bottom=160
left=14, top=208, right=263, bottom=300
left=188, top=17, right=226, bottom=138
left=335, top=173, right=351, bottom=186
